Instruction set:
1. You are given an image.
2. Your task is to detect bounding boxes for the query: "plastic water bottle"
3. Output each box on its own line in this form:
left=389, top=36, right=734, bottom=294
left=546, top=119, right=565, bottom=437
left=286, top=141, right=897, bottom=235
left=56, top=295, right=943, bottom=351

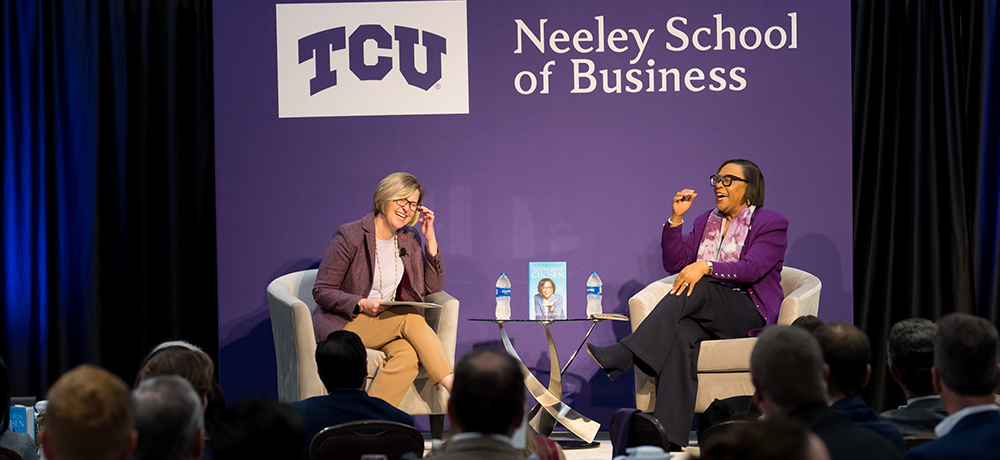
left=495, top=272, right=511, bottom=320
left=586, top=271, right=603, bottom=317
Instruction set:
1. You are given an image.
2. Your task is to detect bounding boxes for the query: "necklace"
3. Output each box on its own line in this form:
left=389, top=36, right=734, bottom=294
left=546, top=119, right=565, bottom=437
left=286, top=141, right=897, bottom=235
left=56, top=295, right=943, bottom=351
left=375, top=234, right=399, bottom=301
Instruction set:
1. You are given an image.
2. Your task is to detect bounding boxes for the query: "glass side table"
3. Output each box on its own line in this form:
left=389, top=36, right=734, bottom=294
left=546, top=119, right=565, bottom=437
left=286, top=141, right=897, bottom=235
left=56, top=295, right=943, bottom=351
left=469, top=314, right=628, bottom=446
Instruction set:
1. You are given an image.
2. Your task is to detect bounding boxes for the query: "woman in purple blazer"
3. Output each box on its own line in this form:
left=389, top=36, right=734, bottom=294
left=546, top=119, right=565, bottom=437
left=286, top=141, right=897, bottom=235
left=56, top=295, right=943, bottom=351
left=312, top=172, right=453, bottom=406
left=588, top=159, right=788, bottom=448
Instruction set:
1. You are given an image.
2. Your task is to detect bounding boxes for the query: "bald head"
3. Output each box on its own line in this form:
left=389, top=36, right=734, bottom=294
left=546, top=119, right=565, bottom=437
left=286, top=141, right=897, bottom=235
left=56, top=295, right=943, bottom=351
left=814, top=322, right=871, bottom=398
left=750, top=326, right=827, bottom=414
left=449, top=348, right=524, bottom=435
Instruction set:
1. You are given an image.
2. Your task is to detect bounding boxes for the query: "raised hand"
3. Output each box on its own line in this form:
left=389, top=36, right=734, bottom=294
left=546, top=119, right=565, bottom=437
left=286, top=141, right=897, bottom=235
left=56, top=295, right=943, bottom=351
left=418, top=205, right=439, bottom=256
left=670, top=189, right=697, bottom=225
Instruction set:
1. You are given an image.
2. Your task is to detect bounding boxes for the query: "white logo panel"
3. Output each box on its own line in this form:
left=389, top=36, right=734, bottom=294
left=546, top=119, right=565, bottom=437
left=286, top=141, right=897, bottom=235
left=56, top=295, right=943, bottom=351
left=276, top=1, right=469, bottom=118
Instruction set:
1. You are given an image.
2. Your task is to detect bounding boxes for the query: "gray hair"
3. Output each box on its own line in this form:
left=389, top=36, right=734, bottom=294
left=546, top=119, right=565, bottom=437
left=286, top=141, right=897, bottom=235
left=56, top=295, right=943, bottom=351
left=750, top=326, right=827, bottom=411
left=133, top=375, right=204, bottom=460
left=935, top=313, right=1000, bottom=396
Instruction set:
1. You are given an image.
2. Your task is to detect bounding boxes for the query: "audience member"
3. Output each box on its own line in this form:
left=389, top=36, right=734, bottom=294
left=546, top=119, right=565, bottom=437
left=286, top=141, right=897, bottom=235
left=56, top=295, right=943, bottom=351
left=791, top=315, right=826, bottom=334
left=136, top=340, right=226, bottom=434
left=698, top=419, right=830, bottom=460
left=133, top=376, right=204, bottom=460
left=906, top=313, right=1000, bottom=460
left=435, top=348, right=525, bottom=460
left=209, top=398, right=303, bottom=460
left=749, top=326, right=900, bottom=460
left=814, top=322, right=906, bottom=452
left=0, top=357, right=36, bottom=460
left=881, top=318, right=947, bottom=436
left=290, top=330, right=412, bottom=459
left=39, top=365, right=137, bottom=460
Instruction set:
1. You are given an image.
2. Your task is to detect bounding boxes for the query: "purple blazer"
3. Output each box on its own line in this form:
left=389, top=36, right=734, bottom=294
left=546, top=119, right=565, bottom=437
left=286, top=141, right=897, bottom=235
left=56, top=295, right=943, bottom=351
left=661, top=208, right=788, bottom=335
left=312, top=212, right=445, bottom=342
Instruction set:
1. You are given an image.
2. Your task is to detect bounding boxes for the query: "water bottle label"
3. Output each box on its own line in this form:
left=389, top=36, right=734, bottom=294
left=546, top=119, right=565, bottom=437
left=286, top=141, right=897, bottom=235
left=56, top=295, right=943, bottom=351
left=496, top=287, right=511, bottom=297
left=587, top=286, right=601, bottom=296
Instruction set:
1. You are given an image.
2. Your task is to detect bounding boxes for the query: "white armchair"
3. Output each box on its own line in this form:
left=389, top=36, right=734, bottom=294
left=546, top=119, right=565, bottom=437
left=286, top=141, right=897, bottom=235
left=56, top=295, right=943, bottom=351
left=627, top=266, right=821, bottom=413
left=267, top=269, right=459, bottom=437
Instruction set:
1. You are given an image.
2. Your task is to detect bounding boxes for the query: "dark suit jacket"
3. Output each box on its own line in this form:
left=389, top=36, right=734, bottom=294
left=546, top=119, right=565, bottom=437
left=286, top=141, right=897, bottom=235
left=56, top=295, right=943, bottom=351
left=831, top=395, right=907, bottom=453
left=435, top=436, right=521, bottom=460
left=881, top=396, right=948, bottom=437
left=289, top=388, right=414, bottom=460
left=905, top=410, right=1000, bottom=460
left=790, top=401, right=902, bottom=460
left=661, top=208, right=787, bottom=336
left=312, top=212, right=445, bottom=341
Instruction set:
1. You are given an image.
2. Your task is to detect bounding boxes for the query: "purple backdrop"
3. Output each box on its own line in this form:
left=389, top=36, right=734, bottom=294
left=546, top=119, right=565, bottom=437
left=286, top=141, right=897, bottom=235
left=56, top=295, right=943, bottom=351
left=214, top=0, right=851, bottom=430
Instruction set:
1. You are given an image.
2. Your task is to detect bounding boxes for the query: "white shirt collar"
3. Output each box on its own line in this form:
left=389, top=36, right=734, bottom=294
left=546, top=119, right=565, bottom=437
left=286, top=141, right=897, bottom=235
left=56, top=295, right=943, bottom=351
left=934, top=403, right=1000, bottom=437
left=906, top=394, right=940, bottom=406
left=450, top=432, right=514, bottom=446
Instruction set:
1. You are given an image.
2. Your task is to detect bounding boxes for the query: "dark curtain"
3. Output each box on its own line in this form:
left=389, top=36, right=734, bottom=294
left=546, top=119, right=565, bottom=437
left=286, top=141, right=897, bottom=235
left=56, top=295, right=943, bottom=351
left=853, top=0, right=1000, bottom=410
left=1, top=0, right=216, bottom=396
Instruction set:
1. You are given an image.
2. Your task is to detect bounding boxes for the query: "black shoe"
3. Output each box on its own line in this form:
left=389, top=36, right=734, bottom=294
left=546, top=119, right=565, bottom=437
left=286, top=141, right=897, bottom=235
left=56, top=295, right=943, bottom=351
left=586, top=342, right=632, bottom=381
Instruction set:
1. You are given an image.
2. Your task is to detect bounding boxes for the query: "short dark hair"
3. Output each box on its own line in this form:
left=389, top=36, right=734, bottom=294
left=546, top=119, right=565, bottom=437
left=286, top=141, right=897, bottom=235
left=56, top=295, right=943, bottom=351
left=209, top=398, right=303, bottom=460
left=750, top=326, right=827, bottom=410
left=935, top=313, right=1000, bottom=396
left=536, top=278, right=556, bottom=295
left=887, top=319, right=937, bottom=395
left=790, top=315, right=825, bottom=334
left=814, top=322, right=871, bottom=397
left=316, top=331, right=367, bottom=391
left=451, top=348, right=524, bottom=435
left=719, top=159, right=765, bottom=208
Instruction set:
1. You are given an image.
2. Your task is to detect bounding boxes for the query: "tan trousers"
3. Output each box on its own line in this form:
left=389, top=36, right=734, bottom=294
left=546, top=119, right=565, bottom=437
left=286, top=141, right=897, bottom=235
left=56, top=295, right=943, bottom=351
left=343, top=306, right=452, bottom=406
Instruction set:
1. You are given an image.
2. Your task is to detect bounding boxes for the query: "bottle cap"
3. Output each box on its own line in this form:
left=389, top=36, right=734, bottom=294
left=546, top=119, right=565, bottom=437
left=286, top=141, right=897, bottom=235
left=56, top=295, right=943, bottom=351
left=592, top=270, right=597, bottom=273
left=501, top=272, right=506, bottom=275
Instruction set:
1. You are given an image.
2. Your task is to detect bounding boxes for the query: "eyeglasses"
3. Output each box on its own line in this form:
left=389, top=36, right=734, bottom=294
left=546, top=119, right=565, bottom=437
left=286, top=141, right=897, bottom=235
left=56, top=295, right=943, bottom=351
left=710, top=174, right=749, bottom=187
left=393, top=198, right=420, bottom=212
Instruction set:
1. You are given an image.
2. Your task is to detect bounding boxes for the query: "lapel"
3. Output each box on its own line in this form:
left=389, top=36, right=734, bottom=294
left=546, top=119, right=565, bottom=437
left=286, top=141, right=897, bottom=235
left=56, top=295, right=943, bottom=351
left=362, top=213, right=377, bottom=287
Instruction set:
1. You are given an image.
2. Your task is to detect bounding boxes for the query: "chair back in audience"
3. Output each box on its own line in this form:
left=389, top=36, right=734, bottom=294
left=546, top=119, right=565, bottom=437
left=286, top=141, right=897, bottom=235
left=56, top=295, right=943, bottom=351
left=0, top=447, right=23, bottom=460
left=609, top=410, right=672, bottom=452
left=904, top=434, right=937, bottom=449
left=309, top=420, right=424, bottom=460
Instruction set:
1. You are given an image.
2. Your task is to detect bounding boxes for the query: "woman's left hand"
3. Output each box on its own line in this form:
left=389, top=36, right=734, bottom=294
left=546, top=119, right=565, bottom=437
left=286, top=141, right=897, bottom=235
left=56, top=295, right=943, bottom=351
left=669, top=260, right=712, bottom=296
left=418, top=206, right=438, bottom=256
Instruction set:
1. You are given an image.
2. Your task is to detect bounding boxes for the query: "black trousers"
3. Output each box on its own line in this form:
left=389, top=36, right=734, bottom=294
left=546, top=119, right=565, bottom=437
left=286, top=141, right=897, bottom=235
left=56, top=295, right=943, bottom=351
left=621, top=278, right=764, bottom=446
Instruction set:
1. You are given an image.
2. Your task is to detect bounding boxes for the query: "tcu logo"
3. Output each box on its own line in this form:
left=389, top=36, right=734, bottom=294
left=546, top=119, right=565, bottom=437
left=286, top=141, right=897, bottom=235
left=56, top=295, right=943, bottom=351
left=299, top=25, right=447, bottom=94
left=276, top=1, right=468, bottom=118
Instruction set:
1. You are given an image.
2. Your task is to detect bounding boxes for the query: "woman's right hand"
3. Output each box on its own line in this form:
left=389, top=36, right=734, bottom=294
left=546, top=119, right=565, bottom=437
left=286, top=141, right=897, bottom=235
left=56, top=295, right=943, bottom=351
left=358, top=298, right=387, bottom=316
left=670, top=189, right=697, bottom=224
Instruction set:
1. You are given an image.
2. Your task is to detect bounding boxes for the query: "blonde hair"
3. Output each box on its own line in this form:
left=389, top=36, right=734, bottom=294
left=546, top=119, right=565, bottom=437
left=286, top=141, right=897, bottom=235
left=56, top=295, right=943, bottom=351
left=44, top=365, right=135, bottom=460
left=371, top=172, right=424, bottom=226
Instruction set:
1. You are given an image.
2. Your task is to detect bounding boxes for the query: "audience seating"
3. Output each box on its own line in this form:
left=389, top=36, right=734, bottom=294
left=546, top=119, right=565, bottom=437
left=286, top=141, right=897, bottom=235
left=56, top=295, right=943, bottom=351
left=609, top=410, right=673, bottom=452
left=267, top=269, right=459, bottom=436
left=309, top=420, right=424, bottom=460
left=628, top=266, right=822, bottom=413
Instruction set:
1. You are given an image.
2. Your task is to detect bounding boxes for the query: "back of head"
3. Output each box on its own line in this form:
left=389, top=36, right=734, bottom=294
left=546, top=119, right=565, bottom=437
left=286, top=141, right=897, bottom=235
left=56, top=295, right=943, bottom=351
left=1, top=357, right=11, bottom=435
left=750, top=326, right=827, bottom=412
left=790, top=315, right=825, bottom=334
left=934, top=313, right=1000, bottom=396
left=133, top=375, right=204, bottom=460
left=136, top=344, right=214, bottom=402
left=814, top=322, right=871, bottom=397
left=210, top=398, right=303, bottom=460
left=43, top=365, right=135, bottom=460
left=316, top=330, right=367, bottom=391
left=451, top=348, right=524, bottom=435
left=887, top=318, right=937, bottom=395
left=699, top=419, right=823, bottom=460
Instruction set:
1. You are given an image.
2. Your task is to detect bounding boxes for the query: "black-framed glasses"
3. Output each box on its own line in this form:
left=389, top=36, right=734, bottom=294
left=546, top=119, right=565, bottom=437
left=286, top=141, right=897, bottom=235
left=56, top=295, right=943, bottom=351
left=393, top=198, right=420, bottom=212
left=710, top=174, right=749, bottom=187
